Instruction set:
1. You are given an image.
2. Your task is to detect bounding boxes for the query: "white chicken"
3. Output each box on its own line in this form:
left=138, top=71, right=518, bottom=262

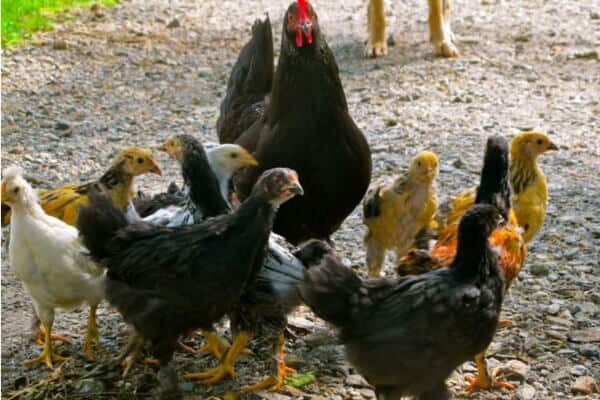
left=1, top=167, right=105, bottom=368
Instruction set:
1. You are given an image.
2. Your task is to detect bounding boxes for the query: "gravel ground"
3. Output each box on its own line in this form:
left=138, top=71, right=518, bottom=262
left=1, top=0, right=599, bottom=398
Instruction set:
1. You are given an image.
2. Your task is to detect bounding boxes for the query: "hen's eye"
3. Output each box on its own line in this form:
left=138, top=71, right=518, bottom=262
left=137, top=157, right=144, bottom=164
left=230, top=153, right=238, bottom=159
left=13, top=187, right=19, bottom=194
left=536, top=139, right=543, bottom=145
left=417, top=161, right=421, bottom=167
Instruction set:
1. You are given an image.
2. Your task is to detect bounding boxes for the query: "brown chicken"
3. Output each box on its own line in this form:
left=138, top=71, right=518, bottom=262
left=399, top=136, right=527, bottom=392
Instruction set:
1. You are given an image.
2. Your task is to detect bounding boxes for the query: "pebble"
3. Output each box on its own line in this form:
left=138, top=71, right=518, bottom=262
left=167, top=18, right=181, bottom=28
left=530, top=263, right=550, bottom=276
left=517, top=384, right=536, bottom=400
left=571, top=376, right=598, bottom=394
left=570, top=365, right=588, bottom=377
left=345, top=374, right=371, bottom=388
left=78, top=378, right=106, bottom=394
left=547, top=303, right=560, bottom=315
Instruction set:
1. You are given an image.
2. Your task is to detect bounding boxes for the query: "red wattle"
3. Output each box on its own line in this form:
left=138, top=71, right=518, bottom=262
left=296, top=29, right=303, bottom=47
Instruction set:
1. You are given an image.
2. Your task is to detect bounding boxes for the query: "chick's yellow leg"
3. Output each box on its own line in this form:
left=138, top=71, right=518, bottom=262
left=184, top=331, right=251, bottom=384
left=34, top=329, right=71, bottom=346
left=23, top=322, right=70, bottom=369
left=83, top=305, right=101, bottom=359
left=242, top=333, right=295, bottom=393
left=366, top=0, right=388, bottom=57
left=464, top=351, right=515, bottom=392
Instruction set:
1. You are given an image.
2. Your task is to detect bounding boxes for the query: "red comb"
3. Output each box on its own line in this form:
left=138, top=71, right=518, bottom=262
left=295, top=0, right=312, bottom=47
left=297, top=0, right=308, bottom=20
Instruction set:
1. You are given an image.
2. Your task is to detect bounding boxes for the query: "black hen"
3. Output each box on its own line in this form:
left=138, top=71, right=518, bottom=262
left=217, top=17, right=273, bottom=144
left=300, top=204, right=505, bottom=400
left=220, top=1, right=372, bottom=245
left=77, top=168, right=303, bottom=395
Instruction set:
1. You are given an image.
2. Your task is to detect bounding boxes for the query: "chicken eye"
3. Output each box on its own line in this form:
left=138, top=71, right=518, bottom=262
left=230, top=153, right=238, bottom=159
left=417, top=161, right=421, bottom=167
left=13, top=187, right=19, bottom=194
left=137, top=157, right=144, bottom=164
left=536, top=139, right=543, bottom=145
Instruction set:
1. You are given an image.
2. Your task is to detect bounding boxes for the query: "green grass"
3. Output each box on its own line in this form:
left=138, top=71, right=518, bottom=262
left=1, top=0, right=119, bottom=47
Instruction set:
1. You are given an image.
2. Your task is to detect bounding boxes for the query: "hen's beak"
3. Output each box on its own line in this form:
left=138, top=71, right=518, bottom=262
left=150, top=158, right=162, bottom=175
left=289, top=182, right=304, bottom=196
left=240, top=149, right=259, bottom=167
left=300, top=20, right=312, bottom=35
left=547, top=141, right=558, bottom=151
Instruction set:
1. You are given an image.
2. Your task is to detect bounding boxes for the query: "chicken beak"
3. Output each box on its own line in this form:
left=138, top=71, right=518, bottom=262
left=300, top=20, right=312, bottom=35
left=150, top=159, right=162, bottom=175
left=289, top=182, right=304, bottom=196
left=547, top=141, right=558, bottom=151
left=241, top=149, right=259, bottom=167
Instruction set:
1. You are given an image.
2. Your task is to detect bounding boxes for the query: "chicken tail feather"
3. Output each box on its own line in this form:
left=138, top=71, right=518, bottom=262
left=299, top=254, right=363, bottom=328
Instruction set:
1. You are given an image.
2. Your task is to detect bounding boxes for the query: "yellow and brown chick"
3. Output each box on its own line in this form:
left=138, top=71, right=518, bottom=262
left=362, top=151, right=438, bottom=276
left=435, top=131, right=556, bottom=243
left=2, top=147, right=161, bottom=226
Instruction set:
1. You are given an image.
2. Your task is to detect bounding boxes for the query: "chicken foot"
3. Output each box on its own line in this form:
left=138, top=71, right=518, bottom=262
left=116, top=329, right=145, bottom=377
left=464, top=352, right=515, bottom=392
left=242, top=332, right=295, bottom=393
left=31, top=312, right=70, bottom=346
left=83, top=304, right=101, bottom=359
left=184, top=331, right=251, bottom=384
left=23, top=321, right=71, bottom=369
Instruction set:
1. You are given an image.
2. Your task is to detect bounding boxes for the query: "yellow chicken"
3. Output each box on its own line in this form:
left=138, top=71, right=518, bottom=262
left=2, top=147, right=161, bottom=226
left=363, top=151, right=439, bottom=276
left=436, top=131, right=556, bottom=242
left=510, top=131, right=557, bottom=242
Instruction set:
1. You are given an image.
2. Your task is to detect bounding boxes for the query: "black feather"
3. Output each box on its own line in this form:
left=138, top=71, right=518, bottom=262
left=300, top=204, right=504, bottom=399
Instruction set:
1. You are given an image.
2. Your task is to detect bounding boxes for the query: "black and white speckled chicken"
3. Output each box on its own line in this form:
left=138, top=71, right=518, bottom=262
left=300, top=203, right=505, bottom=400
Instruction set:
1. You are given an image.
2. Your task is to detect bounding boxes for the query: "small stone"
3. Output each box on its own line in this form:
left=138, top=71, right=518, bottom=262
left=198, top=67, right=212, bottom=77
left=547, top=303, right=560, bottom=315
left=54, top=121, right=70, bottom=131
left=385, top=118, right=397, bottom=127
left=346, top=374, right=371, bottom=388
left=568, top=328, right=600, bottom=343
left=492, top=360, right=530, bottom=381
left=571, top=376, right=598, bottom=394
left=592, top=12, right=600, bottom=19
left=517, top=384, right=536, bottom=400
left=530, top=263, right=550, bottom=276
left=167, top=18, right=181, bottom=28
left=573, top=50, right=599, bottom=60
left=52, top=40, right=68, bottom=50
left=78, top=378, right=106, bottom=394
left=570, top=365, right=588, bottom=377
left=386, top=34, right=395, bottom=47
left=452, top=158, right=465, bottom=169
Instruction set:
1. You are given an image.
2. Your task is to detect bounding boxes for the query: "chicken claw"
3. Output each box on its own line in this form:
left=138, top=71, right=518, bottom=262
left=24, top=322, right=71, bottom=369
left=197, top=331, right=231, bottom=359
left=184, top=331, right=251, bottom=384
left=464, top=352, right=516, bottom=392
left=242, top=332, right=295, bottom=393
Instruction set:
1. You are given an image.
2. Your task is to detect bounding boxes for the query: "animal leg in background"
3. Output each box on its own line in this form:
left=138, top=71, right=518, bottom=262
left=366, top=0, right=388, bottom=57
left=428, top=0, right=459, bottom=57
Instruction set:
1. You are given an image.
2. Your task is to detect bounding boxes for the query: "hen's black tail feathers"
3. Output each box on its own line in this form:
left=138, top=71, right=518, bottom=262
left=217, top=16, right=274, bottom=143
left=132, top=182, right=185, bottom=218
left=300, top=254, right=364, bottom=328
left=77, top=185, right=128, bottom=264
left=475, top=135, right=511, bottom=220
left=257, top=239, right=333, bottom=310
